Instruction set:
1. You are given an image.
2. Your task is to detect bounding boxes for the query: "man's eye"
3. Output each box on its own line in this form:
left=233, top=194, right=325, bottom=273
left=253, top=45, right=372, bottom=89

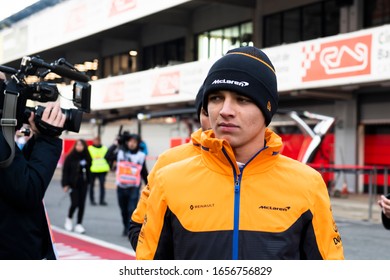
left=238, top=98, right=252, bottom=103
left=209, top=95, right=221, bottom=101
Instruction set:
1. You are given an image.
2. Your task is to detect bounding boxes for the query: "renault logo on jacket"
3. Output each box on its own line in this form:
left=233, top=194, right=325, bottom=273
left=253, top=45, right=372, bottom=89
left=190, top=203, right=215, bottom=210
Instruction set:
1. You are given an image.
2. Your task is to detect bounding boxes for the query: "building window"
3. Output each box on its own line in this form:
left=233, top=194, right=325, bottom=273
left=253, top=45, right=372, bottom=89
left=196, top=22, right=253, bottom=60
left=264, top=14, right=282, bottom=47
left=324, top=0, right=339, bottom=35
left=283, top=9, right=300, bottom=44
left=364, top=0, right=390, bottom=27
left=263, top=0, right=340, bottom=47
left=103, top=53, right=135, bottom=78
left=302, top=3, right=322, bottom=41
left=142, top=38, right=185, bottom=70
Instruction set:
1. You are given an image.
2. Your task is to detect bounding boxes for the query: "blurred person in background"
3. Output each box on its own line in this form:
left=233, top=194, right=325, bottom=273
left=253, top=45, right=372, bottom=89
left=88, top=136, right=110, bottom=206
left=116, top=133, right=148, bottom=236
left=61, top=139, right=92, bottom=234
left=106, top=130, right=130, bottom=172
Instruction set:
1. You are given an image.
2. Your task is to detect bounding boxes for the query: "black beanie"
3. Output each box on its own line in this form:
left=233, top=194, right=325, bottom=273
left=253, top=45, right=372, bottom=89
left=202, top=46, right=278, bottom=126
left=194, top=85, right=204, bottom=121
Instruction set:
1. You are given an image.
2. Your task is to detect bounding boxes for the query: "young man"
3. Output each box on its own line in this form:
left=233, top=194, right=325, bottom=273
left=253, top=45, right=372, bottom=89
left=135, top=46, right=344, bottom=260
left=128, top=86, right=211, bottom=249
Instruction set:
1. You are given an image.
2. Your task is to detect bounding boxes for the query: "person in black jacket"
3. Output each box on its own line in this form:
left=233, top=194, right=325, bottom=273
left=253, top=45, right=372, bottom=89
left=378, top=193, right=390, bottom=230
left=0, top=101, right=66, bottom=259
left=61, top=139, right=92, bottom=234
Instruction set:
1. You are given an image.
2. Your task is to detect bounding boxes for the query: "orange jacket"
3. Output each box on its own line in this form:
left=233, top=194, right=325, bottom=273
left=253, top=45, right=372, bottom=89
left=129, top=128, right=202, bottom=249
left=136, top=128, right=344, bottom=260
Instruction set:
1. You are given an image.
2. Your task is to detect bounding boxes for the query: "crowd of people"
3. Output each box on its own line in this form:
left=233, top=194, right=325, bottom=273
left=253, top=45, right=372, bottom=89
left=1, top=46, right=389, bottom=260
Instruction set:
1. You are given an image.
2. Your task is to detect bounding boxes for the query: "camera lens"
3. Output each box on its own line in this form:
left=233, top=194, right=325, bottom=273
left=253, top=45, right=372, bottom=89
left=23, top=106, right=83, bottom=133
left=62, top=108, right=83, bottom=133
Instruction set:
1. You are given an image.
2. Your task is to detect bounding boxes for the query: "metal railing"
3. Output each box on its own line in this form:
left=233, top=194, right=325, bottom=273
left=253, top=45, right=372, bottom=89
left=309, top=164, right=389, bottom=221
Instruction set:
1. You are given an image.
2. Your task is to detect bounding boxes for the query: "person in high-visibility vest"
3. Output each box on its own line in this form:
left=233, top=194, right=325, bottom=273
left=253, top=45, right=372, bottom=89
left=88, top=136, right=110, bottom=206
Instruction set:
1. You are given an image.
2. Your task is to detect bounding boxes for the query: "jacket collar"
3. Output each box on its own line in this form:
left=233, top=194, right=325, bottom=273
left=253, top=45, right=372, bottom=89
left=200, top=128, right=283, bottom=174
left=190, top=128, right=203, bottom=147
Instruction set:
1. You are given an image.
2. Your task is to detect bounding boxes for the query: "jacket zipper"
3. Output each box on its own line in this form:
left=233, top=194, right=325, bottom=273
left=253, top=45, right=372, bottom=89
left=222, top=148, right=243, bottom=260
left=233, top=167, right=243, bottom=260
left=222, top=145, right=268, bottom=260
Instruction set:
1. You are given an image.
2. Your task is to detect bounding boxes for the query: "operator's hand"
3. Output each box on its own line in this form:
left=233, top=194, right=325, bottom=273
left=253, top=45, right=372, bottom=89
left=63, top=186, right=70, bottom=192
left=378, top=195, right=390, bottom=219
left=28, top=102, right=66, bottom=136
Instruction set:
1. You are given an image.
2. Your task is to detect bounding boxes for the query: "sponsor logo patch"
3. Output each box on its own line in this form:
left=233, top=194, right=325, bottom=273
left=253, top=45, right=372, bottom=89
left=212, top=79, right=249, bottom=87
left=190, top=203, right=215, bottom=210
left=258, top=205, right=291, bottom=212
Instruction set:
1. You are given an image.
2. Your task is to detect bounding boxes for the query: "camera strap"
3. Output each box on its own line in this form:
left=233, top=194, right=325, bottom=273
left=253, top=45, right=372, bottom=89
left=0, top=88, right=19, bottom=168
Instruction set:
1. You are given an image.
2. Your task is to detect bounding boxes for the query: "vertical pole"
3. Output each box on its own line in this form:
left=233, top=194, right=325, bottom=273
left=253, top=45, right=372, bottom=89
left=137, top=118, right=142, bottom=136
left=384, top=167, right=388, bottom=195
left=97, top=121, right=102, bottom=138
left=368, top=168, right=373, bottom=222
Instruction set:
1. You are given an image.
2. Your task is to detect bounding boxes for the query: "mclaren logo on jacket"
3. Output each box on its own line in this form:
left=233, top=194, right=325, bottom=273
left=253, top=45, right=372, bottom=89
left=258, top=205, right=291, bottom=211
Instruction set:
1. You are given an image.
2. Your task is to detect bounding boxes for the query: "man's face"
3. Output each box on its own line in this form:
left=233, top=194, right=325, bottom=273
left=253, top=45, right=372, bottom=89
left=207, top=90, right=266, bottom=150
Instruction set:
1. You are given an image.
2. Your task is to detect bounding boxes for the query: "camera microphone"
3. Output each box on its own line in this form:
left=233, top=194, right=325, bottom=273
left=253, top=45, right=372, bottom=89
left=0, top=65, right=17, bottom=75
left=29, top=57, right=90, bottom=83
left=50, top=64, right=90, bottom=83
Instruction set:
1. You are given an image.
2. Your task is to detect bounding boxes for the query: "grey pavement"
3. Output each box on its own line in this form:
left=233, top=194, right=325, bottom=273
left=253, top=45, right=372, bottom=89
left=44, top=169, right=390, bottom=260
left=330, top=193, right=382, bottom=224
left=45, top=169, right=134, bottom=252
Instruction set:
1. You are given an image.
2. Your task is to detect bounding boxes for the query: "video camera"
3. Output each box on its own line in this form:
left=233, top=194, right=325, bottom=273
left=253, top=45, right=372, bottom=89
left=0, top=56, right=91, bottom=167
left=0, top=56, right=91, bottom=133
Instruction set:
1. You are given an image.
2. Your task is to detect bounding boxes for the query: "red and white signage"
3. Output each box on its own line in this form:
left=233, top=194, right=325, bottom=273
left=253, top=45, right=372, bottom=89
left=109, top=0, right=137, bottom=17
left=152, top=71, right=180, bottom=97
left=103, top=81, right=125, bottom=103
left=302, top=35, right=372, bottom=82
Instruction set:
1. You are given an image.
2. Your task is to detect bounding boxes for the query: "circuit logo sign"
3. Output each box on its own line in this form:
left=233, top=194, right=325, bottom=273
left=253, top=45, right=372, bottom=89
left=152, top=71, right=180, bottom=97
left=65, top=4, right=87, bottom=32
left=109, top=0, right=137, bottom=16
left=103, top=81, right=125, bottom=102
left=302, top=34, right=372, bottom=82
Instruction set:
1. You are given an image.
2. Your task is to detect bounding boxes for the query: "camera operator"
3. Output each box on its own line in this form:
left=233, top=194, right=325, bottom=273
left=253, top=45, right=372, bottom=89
left=0, top=82, right=66, bottom=261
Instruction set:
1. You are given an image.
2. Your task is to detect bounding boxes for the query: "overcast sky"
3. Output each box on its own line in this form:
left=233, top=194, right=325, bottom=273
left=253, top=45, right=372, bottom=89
left=0, top=0, right=39, bottom=21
